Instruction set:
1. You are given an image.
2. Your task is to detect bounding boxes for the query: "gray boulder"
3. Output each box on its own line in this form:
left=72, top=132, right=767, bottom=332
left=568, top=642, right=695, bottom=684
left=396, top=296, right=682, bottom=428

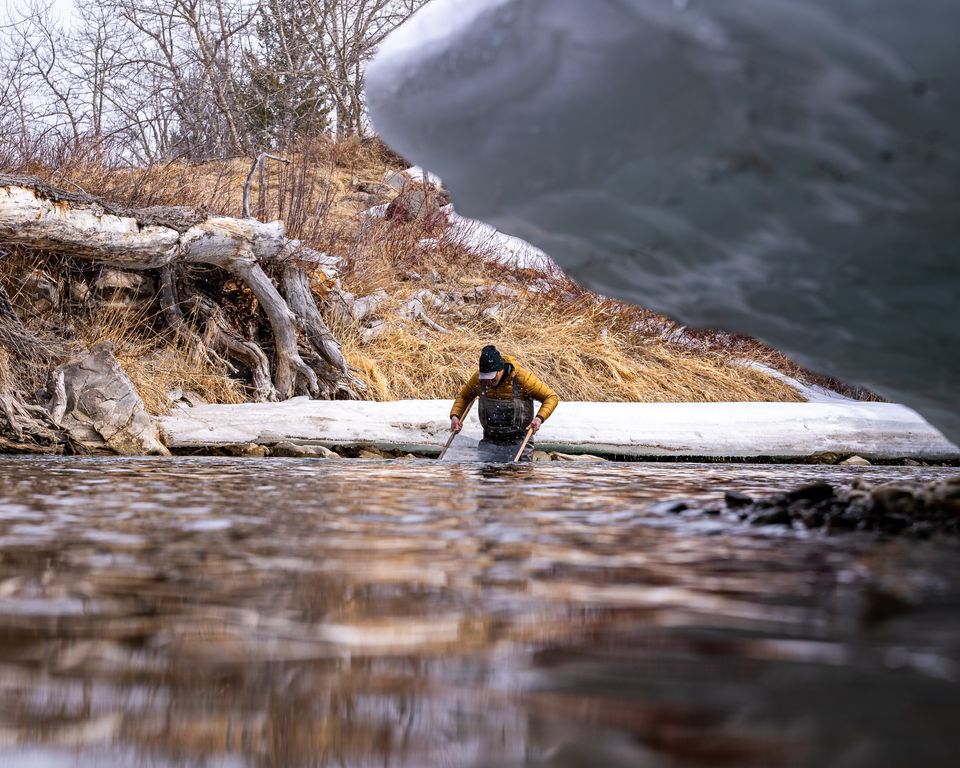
left=46, top=341, right=169, bottom=455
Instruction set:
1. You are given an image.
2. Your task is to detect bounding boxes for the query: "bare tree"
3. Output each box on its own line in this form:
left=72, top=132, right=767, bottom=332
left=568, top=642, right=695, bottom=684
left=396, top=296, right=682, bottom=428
left=0, top=0, right=427, bottom=163
left=295, top=0, right=428, bottom=138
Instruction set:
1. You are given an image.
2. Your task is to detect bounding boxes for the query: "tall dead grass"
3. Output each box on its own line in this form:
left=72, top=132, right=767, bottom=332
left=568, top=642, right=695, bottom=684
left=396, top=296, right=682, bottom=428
left=78, top=303, right=246, bottom=415
left=2, top=136, right=813, bottom=408
left=334, top=219, right=803, bottom=403
left=340, top=289, right=802, bottom=404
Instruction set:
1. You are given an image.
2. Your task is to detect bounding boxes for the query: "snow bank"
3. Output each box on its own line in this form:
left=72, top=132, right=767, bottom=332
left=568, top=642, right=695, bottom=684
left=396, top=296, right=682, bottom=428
left=442, top=207, right=554, bottom=271
left=366, top=0, right=960, bottom=444
left=160, top=399, right=960, bottom=460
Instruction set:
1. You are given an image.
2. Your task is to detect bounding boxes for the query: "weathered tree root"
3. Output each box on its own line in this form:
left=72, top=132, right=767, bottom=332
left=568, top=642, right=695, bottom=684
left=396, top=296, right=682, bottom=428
left=0, top=173, right=358, bottom=402
left=0, top=278, right=64, bottom=453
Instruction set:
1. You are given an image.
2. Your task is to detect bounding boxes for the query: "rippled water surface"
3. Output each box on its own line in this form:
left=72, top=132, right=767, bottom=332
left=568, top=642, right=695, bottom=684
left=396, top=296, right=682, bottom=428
left=0, top=457, right=958, bottom=767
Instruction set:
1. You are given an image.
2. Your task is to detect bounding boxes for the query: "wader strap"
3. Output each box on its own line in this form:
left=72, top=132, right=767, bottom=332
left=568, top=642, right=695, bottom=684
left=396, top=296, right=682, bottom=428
left=481, top=377, right=518, bottom=401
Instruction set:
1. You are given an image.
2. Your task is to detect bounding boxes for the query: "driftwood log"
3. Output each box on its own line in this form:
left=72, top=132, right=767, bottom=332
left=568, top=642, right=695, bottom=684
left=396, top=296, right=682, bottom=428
left=0, top=173, right=360, bottom=406
left=0, top=174, right=363, bottom=450
left=0, top=276, right=63, bottom=452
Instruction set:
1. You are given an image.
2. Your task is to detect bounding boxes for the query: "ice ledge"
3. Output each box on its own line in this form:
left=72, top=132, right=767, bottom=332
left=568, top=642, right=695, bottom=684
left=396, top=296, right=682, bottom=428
left=160, top=399, right=960, bottom=460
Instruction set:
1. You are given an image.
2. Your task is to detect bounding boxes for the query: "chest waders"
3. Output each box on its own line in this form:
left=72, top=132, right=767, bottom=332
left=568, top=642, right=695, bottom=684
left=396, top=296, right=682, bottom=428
left=479, top=376, right=534, bottom=441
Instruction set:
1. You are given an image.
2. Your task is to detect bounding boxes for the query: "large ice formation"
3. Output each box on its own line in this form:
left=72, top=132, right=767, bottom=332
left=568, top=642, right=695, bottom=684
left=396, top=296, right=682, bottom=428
left=366, top=0, right=959, bottom=443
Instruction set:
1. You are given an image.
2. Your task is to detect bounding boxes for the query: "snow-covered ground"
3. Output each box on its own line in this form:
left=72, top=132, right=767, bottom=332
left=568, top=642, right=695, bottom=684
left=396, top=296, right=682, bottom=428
left=442, top=206, right=554, bottom=271
left=161, top=399, right=959, bottom=460
left=366, top=0, right=960, bottom=445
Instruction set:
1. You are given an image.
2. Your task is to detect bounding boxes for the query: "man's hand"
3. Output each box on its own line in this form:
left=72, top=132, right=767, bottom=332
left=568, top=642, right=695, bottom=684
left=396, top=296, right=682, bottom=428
left=529, top=417, right=543, bottom=435
left=450, top=416, right=463, bottom=433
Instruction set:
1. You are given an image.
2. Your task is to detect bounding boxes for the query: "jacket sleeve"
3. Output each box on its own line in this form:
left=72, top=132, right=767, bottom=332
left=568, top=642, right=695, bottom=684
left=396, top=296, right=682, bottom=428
left=520, top=370, right=559, bottom=422
left=450, top=373, right=481, bottom=420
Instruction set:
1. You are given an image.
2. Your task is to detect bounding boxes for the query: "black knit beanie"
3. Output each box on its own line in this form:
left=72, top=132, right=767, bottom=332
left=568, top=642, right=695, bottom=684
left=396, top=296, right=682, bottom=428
left=479, top=344, right=504, bottom=374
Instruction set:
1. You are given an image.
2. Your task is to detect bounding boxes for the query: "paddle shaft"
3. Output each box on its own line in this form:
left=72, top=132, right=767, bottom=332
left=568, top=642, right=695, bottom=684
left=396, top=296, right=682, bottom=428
left=438, top=396, right=476, bottom=460
left=512, top=426, right=535, bottom=462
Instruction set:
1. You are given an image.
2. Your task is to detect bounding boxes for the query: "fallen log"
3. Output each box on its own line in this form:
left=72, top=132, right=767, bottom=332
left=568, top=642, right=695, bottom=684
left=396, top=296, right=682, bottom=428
left=0, top=173, right=357, bottom=402
left=160, top=399, right=960, bottom=461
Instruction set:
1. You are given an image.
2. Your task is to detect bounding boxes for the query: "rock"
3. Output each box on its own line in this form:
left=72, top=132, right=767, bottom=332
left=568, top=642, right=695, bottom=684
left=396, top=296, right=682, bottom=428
left=870, top=483, right=918, bottom=515
left=548, top=452, right=605, bottom=461
left=385, top=184, right=448, bottom=225
left=799, top=509, right=826, bottom=529
left=353, top=192, right=383, bottom=207
left=809, top=451, right=841, bottom=465
left=361, top=320, right=387, bottom=345
left=902, top=458, right=921, bottom=467
left=785, top=482, right=835, bottom=504
left=224, top=442, right=268, bottom=458
left=649, top=500, right=689, bottom=515
left=750, top=508, right=792, bottom=526
left=94, top=269, right=152, bottom=309
left=23, top=271, right=60, bottom=315
left=179, top=390, right=208, bottom=407
left=923, top=476, right=960, bottom=515
left=96, top=268, right=146, bottom=293
left=357, top=447, right=387, bottom=459
left=351, top=290, right=390, bottom=322
left=45, top=341, right=169, bottom=455
left=383, top=170, right=411, bottom=191
left=841, top=455, right=872, bottom=466
left=271, top=441, right=314, bottom=458
left=312, top=445, right=340, bottom=459
left=532, top=450, right=552, bottom=462
left=724, top=490, right=753, bottom=508
left=70, top=278, right=90, bottom=303
left=386, top=186, right=428, bottom=222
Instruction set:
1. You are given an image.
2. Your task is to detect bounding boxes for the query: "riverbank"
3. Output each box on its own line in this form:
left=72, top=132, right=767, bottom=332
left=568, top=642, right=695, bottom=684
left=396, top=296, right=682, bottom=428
left=160, top=398, right=960, bottom=463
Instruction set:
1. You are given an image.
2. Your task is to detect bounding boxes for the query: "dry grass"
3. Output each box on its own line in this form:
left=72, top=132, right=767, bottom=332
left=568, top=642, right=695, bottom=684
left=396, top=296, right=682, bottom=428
left=2, top=136, right=818, bottom=408
left=1, top=248, right=245, bottom=414
left=330, top=216, right=803, bottom=403
left=17, top=136, right=399, bottom=244
left=339, top=281, right=802, bottom=405
left=77, top=303, right=246, bottom=415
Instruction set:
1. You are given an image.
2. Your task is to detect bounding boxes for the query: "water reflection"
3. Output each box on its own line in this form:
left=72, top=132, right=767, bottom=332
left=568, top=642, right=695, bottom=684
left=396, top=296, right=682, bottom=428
left=0, top=457, right=958, bottom=767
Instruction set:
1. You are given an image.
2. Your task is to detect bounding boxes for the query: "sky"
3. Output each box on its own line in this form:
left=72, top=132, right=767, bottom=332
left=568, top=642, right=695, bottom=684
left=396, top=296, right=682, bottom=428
left=1, top=0, right=76, bottom=24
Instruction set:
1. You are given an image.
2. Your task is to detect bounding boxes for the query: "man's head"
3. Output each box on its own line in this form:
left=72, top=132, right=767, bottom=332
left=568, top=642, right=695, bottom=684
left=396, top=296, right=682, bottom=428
left=479, top=344, right=505, bottom=383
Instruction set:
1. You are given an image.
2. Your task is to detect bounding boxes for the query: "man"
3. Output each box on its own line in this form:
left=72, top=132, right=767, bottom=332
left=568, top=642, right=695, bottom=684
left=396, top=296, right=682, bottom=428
left=450, top=344, right=559, bottom=460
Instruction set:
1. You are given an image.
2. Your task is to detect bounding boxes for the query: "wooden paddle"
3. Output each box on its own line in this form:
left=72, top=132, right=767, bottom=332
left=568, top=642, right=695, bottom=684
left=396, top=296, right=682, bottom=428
left=438, top=396, right=476, bottom=460
left=512, top=425, right=535, bottom=462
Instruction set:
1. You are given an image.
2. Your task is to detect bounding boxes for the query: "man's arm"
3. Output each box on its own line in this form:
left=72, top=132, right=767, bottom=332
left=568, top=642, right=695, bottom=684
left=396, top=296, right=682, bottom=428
left=520, top=370, right=559, bottom=422
left=450, top=373, right=481, bottom=420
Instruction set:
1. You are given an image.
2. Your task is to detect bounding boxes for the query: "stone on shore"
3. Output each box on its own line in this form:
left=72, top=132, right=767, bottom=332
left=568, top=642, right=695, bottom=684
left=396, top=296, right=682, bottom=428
left=657, top=474, right=960, bottom=539
left=841, top=455, right=872, bottom=466
left=271, top=441, right=339, bottom=459
left=46, top=342, right=169, bottom=456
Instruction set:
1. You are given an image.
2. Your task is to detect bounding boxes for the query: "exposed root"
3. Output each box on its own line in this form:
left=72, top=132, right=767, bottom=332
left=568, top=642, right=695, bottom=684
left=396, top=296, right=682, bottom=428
left=0, top=174, right=359, bottom=402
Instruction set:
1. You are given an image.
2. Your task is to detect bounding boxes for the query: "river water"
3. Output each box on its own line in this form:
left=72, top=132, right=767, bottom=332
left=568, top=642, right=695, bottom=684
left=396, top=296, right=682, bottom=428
left=0, top=457, right=958, bottom=767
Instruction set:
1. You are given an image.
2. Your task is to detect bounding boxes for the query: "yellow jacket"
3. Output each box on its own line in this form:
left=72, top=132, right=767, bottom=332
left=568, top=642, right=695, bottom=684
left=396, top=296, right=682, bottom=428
left=450, top=353, right=559, bottom=423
